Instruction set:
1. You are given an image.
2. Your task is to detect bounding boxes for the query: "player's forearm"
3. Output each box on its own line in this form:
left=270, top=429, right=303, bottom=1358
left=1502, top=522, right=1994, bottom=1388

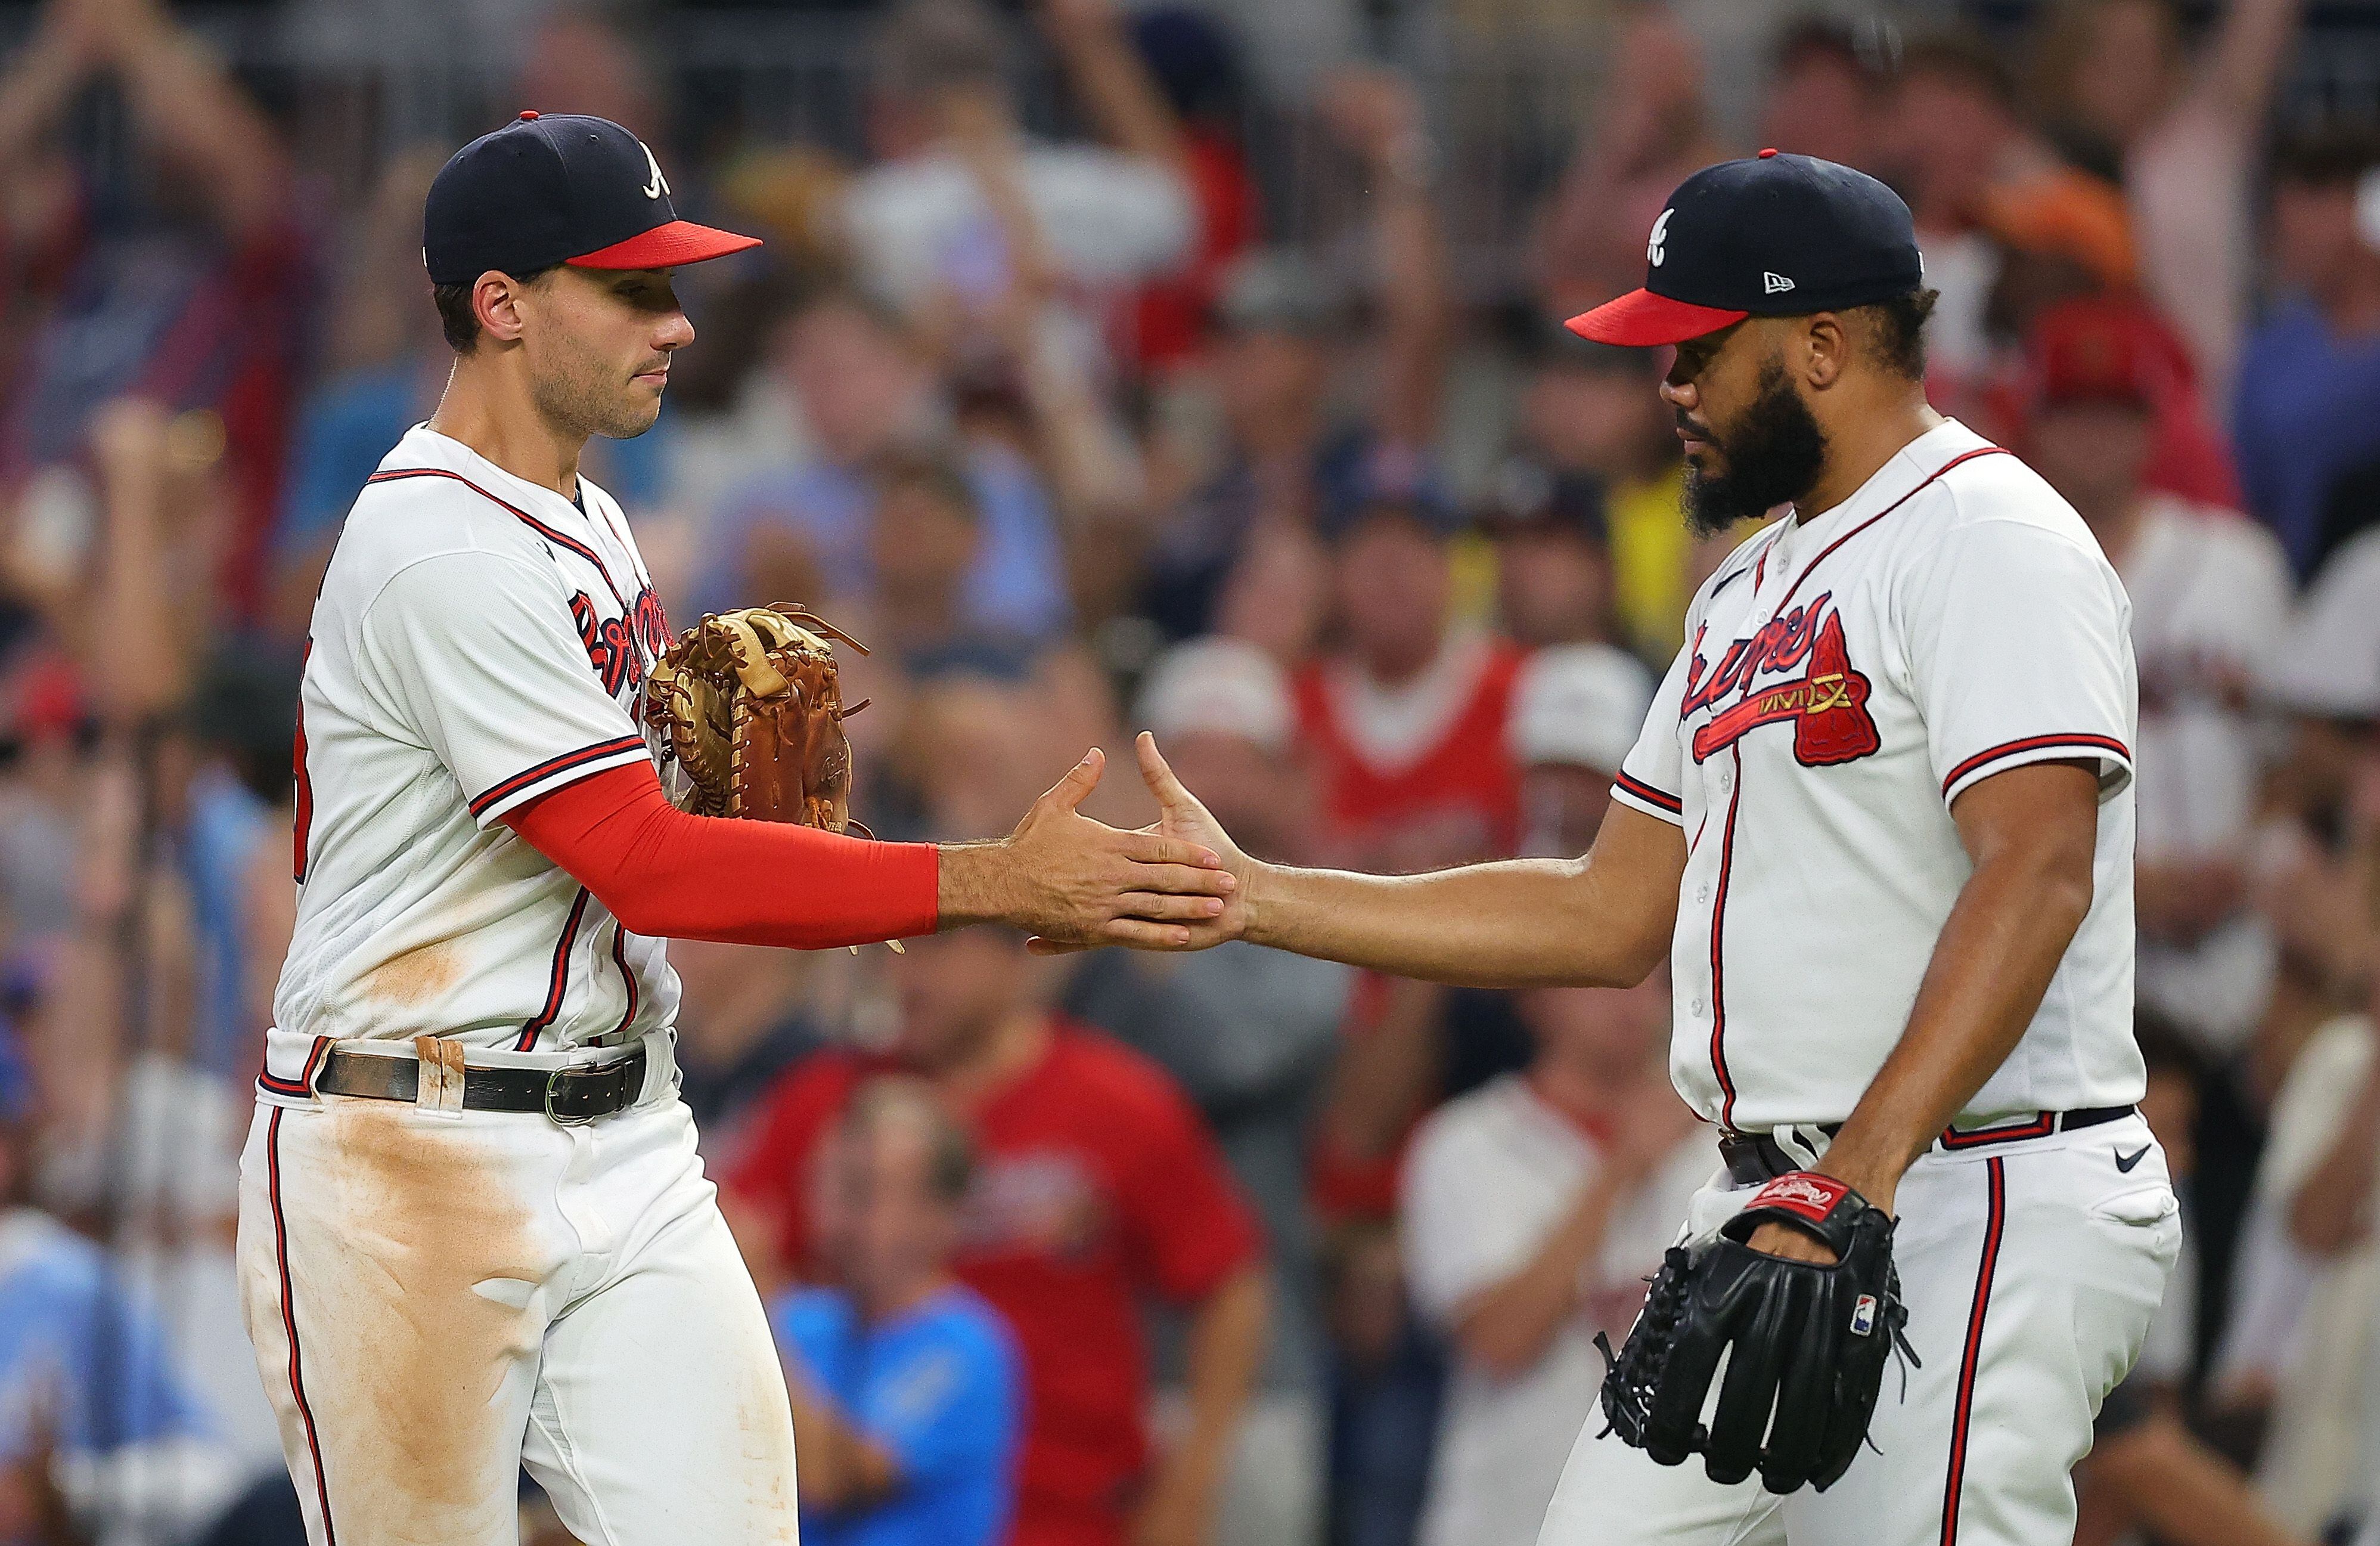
left=1163, top=1266, right=1270, bottom=1514
left=1821, top=817, right=2096, bottom=1209
left=1242, top=856, right=1664, bottom=989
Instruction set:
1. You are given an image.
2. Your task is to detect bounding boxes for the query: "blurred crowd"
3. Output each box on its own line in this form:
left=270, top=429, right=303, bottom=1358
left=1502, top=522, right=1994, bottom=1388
left=1, top=0, right=2379, bottom=1542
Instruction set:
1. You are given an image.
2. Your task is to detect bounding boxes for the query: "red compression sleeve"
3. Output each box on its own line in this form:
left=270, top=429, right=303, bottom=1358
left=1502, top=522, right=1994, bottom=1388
left=504, top=761, right=941, bottom=949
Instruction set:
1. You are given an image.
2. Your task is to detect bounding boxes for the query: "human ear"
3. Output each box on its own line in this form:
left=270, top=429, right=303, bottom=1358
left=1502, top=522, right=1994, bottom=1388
left=1799, top=313, right=1850, bottom=390
left=474, top=272, right=530, bottom=345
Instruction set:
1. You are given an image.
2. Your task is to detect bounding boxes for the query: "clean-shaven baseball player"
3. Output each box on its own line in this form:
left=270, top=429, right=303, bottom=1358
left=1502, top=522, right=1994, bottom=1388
left=240, top=113, right=1234, bottom=1546
left=1097, top=151, right=2181, bottom=1545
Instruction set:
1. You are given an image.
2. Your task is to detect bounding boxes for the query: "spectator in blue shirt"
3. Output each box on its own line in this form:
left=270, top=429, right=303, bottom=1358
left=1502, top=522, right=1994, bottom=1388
left=2233, top=125, right=2380, bottom=579
left=772, top=1076, right=1022, bottom=1546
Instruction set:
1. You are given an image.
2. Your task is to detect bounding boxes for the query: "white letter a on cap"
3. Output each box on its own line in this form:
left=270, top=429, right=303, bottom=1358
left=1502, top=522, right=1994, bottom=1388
left=640, top=141, right=670, bottom=201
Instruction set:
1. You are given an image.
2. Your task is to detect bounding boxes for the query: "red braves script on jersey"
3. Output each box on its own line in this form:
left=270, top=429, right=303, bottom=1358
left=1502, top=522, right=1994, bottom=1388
left=728, top=1023, right=1264, bottom=1546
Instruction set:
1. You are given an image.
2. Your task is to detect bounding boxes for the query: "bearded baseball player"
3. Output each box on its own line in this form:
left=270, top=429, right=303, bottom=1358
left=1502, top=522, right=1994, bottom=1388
left=239, top=113, right=1234, bottom=1546
left=1098, top=151, right=2181, bottom=1545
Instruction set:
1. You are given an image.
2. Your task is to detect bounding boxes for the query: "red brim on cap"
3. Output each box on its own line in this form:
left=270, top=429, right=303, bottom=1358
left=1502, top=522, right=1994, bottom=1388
left=1565, top=289, right=1748, bottom=346
left=567, top=219, right=762, bottom=271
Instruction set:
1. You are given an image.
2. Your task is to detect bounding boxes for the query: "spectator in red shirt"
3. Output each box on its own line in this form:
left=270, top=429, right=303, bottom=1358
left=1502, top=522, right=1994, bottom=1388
left=1293, top=494, right=1526, bottom=872
left=727, top=929, right=1271, bottom=1546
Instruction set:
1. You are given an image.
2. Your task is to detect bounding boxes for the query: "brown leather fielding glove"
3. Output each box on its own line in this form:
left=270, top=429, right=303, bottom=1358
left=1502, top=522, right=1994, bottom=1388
left=643, top=606, right=873, bottom=831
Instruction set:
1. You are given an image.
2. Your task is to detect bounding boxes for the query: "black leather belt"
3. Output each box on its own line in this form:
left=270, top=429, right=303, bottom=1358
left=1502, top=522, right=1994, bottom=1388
left=1720, top=1105, right=2138, bottom=1187
left=316, top=1045, right=647, bottom=1126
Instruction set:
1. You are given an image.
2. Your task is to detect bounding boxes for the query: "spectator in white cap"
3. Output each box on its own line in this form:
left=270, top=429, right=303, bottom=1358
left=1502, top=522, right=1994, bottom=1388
left=1508, top=645, right=1655, bottom=860
left=1065, top=634, right=1351, bottom=1546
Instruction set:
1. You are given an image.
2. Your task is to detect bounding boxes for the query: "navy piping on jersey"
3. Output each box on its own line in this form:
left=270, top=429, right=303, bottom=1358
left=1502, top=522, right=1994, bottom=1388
left=468, top=736, right=648, bottom=819
left=364, top=467, right=630, bottom=610
left=608, top=917, right=639, bottom=1039
left=1694, top=444, right=2013, bottom=1130
left=1940, top=1157, right=2009, bottom=1546
left=1940, top=734, right=2131, bottom=800
left=256, top=1034, right=333, bottom=1100
left=1612, top=771, right=1682, bottom=817
left=267, top=1108, right=338, bottom=1545
left=517, top=887, right=594, bottom=1052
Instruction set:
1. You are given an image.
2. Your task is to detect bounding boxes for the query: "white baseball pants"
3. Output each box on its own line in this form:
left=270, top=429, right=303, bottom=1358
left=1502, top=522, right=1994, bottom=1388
left=234, top=1036, right=798, bottom=1545
left=1537, top=1113, right=2182, bottom=1546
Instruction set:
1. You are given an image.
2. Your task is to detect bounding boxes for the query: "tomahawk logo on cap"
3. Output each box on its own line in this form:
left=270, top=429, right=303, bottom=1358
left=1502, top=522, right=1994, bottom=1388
left=1566, top=148, right=1924, bottom=348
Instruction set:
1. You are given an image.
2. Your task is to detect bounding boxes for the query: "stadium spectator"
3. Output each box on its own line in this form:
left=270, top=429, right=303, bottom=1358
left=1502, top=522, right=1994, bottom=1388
left=775, top=1076, right=1022, bottom=1546
left=699, top=283, right=1069, bottom=638
left=1754, top=18, right=1888, bottom=176
left=0, top=0, right=314, bottom=623
left=1507, top=643, right=1652, bottom=862
left=2234, top=126, right=2380, bottom=578
left=2018, top=296, right=2292, bottom=1059
left=1512, top=330, right=1690, bottom=663
left=1066, top=636, right=1351, bottom=1546
left=670, top=940, right=827, bottom=1163
left=1479, top=460, right=1616, bottom=652
left=726, top=929, right=1269, bottom=1546
left=1882, top=29, right=2134, bottom=394
left=1295, top=495, right=1525, bottom=872
left=1400, top=971, right=1703, bottom=1546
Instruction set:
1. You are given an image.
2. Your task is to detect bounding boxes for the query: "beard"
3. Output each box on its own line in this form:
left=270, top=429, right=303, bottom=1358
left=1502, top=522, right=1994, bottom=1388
left=1680, top=361, right=1829, bottom=537
left=530, top=336, right=667, bottom=442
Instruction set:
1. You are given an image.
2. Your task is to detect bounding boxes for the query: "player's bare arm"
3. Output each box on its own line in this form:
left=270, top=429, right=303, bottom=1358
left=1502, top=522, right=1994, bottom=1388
left=1751, top=757, right=2103, bottom=1263
left=1030, top=733, right=1683, bottom=987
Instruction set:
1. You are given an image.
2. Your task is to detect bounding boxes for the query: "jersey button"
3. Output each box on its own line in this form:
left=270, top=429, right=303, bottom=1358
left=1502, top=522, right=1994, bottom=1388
left=1696, top=884, right=1712, bottom=904
left=1689, top=996, right=1706, bottom=1015
left=1718, top=767, right=1734, bottom=789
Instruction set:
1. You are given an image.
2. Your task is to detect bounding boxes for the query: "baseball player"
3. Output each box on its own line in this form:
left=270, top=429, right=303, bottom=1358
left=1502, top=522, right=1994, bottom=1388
left=1099, top=151, right=2182, bottom=1545
left=239, top=113, right=1233, bottom=1546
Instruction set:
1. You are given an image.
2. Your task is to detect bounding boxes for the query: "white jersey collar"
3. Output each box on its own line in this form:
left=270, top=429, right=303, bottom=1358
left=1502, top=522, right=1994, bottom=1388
left=389, top=423, right=605, bottom=535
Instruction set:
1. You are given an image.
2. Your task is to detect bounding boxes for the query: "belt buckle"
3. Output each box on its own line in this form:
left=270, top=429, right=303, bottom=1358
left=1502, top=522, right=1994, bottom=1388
left=544, top=1066, right=600, bottom=1127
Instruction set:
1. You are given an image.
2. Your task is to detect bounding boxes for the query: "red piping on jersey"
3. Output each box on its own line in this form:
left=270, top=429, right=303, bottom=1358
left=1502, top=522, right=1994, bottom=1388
left=608, top=918, right=639, bottom=1040
left=517, top=888, right=592, bottom=1052
left=1695, top=445, right=2013, bottom=1127
left=469, top=736, right=648, bottom=819
left=1941, top=1157, right=2008, bottom=1546
left=1940, top=734, right=2130, bottom=798
left=1938, top=1111, right=2057, bottom=1150
left=292, top=640, right=316, bottom=884
left=1708, top=746, right=1745, bottom=1128
left=267, top=1108, right=339, bottom=1545
left=1612, top=771, right=1682, bottom=817
left=256, top=1034, right=332, bottom=1099
left=364, top=468, right=630, bottom=609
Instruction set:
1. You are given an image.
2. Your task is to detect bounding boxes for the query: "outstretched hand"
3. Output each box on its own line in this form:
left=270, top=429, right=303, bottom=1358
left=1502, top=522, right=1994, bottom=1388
left=1026, top=733, right=1257, bottom=956
left=941, top=745, right=1239, bottom=947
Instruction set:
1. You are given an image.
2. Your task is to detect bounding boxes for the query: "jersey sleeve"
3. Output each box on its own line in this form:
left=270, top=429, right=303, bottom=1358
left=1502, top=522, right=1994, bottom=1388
left=1609, top=641, right=1690, bottom=825
left=356, top=550, right=653, bottom=827
left=1901, top=518, right=2137, bottom=808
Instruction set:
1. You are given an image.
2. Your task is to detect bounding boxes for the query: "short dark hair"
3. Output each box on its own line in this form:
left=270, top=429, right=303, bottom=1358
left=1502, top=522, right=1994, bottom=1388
left=844, top=1076, right=975, bottom=1204
left=433, top=264, right=561, bottom=353
left=1850, top=287, right=1940, bottom=380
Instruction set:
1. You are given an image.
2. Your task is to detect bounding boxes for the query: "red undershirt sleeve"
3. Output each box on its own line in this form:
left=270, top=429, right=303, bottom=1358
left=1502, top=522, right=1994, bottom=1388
left=503, top=761, right=942, bottom=949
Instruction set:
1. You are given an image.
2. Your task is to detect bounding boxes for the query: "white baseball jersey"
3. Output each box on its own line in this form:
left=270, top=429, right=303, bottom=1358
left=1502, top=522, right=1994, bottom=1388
left=1609, top=420, right=2143, bottom=1133
left=263, top=425, right=678, bottom=1094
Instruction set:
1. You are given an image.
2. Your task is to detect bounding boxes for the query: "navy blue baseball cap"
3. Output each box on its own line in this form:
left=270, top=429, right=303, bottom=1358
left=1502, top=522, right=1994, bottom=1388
left=424, top=111, right=760, bottom=287
left=1566, top=150, right=1922, bottom=347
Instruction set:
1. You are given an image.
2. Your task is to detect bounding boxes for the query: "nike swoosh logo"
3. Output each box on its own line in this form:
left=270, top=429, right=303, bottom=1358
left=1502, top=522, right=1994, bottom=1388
left=2115, top=1145, right=2151, bottom=1173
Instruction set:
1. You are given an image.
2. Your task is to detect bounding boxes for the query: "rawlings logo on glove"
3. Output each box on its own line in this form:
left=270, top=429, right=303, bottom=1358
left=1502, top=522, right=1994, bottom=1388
left=1595, top=1170, right=1915, bottom=1494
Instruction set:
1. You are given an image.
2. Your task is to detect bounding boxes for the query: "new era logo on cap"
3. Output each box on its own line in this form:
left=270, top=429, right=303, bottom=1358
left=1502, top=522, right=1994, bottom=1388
left=1563, top=150, right=1923, bottom=348
left=424, top=111, right=759, bottom=287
